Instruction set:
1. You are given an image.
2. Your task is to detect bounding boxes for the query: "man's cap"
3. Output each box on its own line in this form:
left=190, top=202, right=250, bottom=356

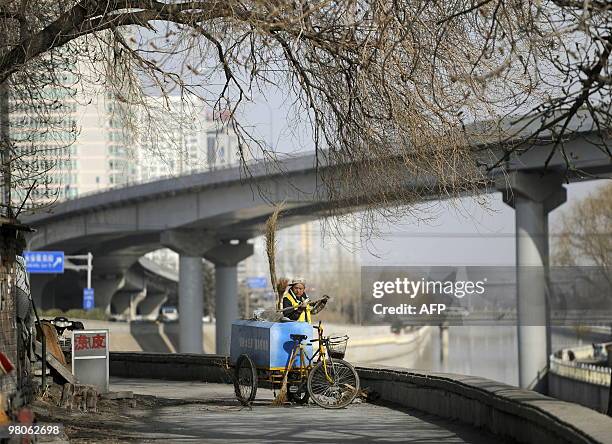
left=290, top=277, right=305, bottom=286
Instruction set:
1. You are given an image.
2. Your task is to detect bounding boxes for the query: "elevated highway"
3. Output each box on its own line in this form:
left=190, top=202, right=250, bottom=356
left=23, top=117, right=612, bottom=388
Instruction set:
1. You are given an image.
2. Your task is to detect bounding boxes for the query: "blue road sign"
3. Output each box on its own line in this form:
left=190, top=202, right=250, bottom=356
left=246, top=277, right=268, bottom=289
left=83, top=288, right=95, bottom=311
left=24, top=251, right=64, bottom=274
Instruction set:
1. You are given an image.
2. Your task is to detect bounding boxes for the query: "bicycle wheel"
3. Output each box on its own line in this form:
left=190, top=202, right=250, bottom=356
left=307, top=358, right=360, bottom=409
left=234, top=354, right=257, bottom=405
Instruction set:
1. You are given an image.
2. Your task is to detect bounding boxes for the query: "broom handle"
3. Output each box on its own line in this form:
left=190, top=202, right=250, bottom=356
left=281, top=345, right=298, bottom=383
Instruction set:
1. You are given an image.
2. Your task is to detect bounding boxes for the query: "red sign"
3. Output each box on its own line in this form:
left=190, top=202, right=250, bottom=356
left=73, top=331, right=108, bottom=358
left=74, top=334, right=106, bottom=351
left=72, top=329, right=109, bottom=393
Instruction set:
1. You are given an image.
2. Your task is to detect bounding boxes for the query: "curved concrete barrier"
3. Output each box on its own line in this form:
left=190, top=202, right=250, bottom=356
left=109, top=352, right=612, bottom=444
left=358, top=366, right=612, bottom=444
left=110, top=352, right=232, bottom=383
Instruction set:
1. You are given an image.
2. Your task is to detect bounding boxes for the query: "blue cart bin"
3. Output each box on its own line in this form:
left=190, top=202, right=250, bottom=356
left=230, top=320, right=314, bottom=370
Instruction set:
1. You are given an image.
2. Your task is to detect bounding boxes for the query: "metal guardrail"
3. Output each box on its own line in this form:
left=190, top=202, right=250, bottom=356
left=549, top=343, right=611, bottom=387
left=550, top=357, right=611, bottom=387
left=64, top=150, right=317, bottom=202
left=66, top=161, right=245, bottom=201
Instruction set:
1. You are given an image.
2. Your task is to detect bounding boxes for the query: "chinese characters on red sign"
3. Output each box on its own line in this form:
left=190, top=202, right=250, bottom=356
left=74, top=334, right=106, bottom=351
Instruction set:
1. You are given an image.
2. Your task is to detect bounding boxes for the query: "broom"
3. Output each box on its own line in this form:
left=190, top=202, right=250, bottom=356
left=265, top=203, right=296, bottom=405
left=265, top=203, right=283, bottom=310
left=271, top=342, right=298, bottom=406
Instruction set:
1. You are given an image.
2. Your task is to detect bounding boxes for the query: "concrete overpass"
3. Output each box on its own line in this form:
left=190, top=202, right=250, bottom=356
left=23, top=117, right=612, bottom=389
left=34, top=255, right=177, bottom=317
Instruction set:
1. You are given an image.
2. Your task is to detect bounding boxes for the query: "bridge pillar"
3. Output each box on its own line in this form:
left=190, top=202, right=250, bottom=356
left=111, top=289, right=147, bottom=319
left=204, top=241, right=254, bottom=355
left=137, top=290, right=168, bottom=319
left=498, top=172, right=566, bottom=391
left=178, top=256, right=204, bottom=353
left=161, top=230, right=216, bottom=353
left=92, top=275, right=126, bottom=311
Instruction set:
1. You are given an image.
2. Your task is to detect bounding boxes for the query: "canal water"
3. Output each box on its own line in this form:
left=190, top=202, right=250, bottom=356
left=377, top=325, right=611, bottom=386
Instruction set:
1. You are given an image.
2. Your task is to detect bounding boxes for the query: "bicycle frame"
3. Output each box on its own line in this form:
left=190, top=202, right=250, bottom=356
left=289, top=321, right=335, bottom=384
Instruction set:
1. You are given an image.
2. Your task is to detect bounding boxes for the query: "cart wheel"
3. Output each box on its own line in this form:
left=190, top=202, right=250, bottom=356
left=234, top=354, right=257, bottom=405
left=307, top=359, right=360, bottom=409
left=288, top=386, right=310, bottom=405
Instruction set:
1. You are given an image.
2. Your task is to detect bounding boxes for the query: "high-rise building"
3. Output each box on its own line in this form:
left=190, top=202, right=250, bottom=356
left=10, top=66, right=81, bottom=206
left=13, top=71, right=240, bottom=210
left=134, top=96, right=241, bottom=182
left=10, top=65, right=134, bottom=207
left=12, top=64, right=241, bottom=271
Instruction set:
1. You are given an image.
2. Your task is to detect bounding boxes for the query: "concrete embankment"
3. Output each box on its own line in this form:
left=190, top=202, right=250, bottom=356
left=549, top=342, right=611, bottom=413
left=347, top=326, right=432, bottom=366
left=109, top=352, right=612, bottom=444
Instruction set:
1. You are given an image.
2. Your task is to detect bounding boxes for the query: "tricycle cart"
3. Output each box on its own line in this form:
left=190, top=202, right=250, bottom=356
left=230, top=320, right=360, bottom=409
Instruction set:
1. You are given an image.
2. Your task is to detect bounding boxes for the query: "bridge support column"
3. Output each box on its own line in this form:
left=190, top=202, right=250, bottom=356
left=92, top=275, right=126, bottom=311
left=178, top=255, right=204, bottom=353
left=137, top=291, right=168, bottom=319
left=161, top=230, right=216, bottom=354
left=205, top=241, right=253, bottom=355
left=111, top=289, right=146, bottom=319
left=499, top=172, right=566, bottom=391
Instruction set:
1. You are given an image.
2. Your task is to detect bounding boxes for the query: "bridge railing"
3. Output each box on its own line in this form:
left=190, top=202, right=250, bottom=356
left=549, top=342, right=611, bottom=387
left=65, top=150, right=317, bottom=202
left=550, top=356, right=611, bottom=387
left=548, top=342, right=611, bottom=414
left=66, top=160, right=246, bottom=201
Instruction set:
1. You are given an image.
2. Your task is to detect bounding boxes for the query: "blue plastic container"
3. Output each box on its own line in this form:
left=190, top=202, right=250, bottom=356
left=230, top=320, right=314, bottom=370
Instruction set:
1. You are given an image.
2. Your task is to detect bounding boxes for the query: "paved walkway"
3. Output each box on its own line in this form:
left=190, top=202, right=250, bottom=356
left=109, top=378, right=512, bottom=443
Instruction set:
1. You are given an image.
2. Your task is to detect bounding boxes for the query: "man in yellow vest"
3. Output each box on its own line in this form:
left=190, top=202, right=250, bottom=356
left=281, top=278, right=312, bottom=323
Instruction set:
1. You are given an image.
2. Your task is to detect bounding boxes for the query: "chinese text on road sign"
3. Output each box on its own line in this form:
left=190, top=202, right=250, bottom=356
left=24, top=251, right=64, bottom=274
left=83, top=288, right=94, bottom=311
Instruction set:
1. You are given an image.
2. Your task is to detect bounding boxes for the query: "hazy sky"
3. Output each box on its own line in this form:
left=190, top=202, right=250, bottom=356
left=361, top=180, right=605, bottom=267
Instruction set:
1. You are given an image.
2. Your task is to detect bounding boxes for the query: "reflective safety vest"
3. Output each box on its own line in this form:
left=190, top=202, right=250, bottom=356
left=283, top=291, right=312, bottom=323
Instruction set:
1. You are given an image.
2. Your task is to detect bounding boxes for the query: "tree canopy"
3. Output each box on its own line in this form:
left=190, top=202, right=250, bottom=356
left=0, top=0, right=610, bottom=219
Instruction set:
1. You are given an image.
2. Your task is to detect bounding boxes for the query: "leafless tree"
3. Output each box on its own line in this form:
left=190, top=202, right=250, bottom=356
left=0, top=0, right=609, bottom=221
left=554, top=182, right=612, bottom=271
left=553, top=182, right=612, bottom=316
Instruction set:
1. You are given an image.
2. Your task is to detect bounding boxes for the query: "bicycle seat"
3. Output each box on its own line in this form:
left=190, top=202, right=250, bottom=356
left=290, top=334, right=308, bottom=342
